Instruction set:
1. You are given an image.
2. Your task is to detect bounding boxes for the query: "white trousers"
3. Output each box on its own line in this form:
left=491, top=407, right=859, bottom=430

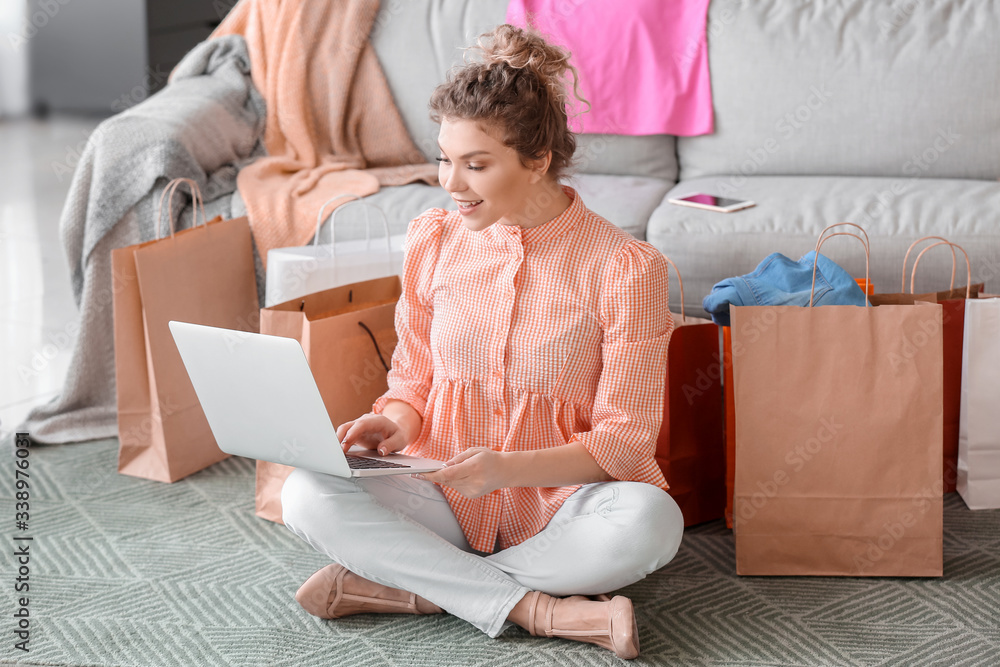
left=281, top=469, right=684, bottom=638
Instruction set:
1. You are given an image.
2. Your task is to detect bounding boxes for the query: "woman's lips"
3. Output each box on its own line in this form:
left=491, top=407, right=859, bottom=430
left=455, top=199, right=483, bottom=214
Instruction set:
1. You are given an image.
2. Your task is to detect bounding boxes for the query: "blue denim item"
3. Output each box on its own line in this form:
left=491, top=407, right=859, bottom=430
left=702, top=251, right=869, bottom=326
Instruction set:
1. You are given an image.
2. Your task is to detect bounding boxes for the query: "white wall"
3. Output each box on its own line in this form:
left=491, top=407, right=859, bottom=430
left=0, top=0, right=30, bottom=117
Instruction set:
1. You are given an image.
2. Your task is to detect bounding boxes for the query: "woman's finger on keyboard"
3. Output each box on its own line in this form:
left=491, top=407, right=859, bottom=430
left=374, top=431, right=408, bottom=456
left=341, top=414, right=395, bottom=452
left=335, top=419, right=356, bottom=444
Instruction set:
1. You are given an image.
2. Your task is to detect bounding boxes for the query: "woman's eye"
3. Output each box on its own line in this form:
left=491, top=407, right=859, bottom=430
left=436, top=157, right=451, bottom=164
left=467, top=165, right=485, bottom=171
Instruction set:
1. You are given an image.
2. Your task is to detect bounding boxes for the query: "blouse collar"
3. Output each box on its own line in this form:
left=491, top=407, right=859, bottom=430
left=486, top=185, right=583, bottom=248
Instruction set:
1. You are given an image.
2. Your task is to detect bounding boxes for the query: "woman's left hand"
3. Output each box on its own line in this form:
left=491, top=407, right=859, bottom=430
left=414, top=447, right=510, bottom=499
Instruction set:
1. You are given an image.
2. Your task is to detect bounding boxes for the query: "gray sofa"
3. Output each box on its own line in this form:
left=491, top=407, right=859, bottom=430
left=262, top=0, right=1000, bottom=313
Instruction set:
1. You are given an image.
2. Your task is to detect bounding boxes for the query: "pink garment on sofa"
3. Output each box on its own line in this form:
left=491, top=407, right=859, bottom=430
left=507, top=0, right=714, bottom=136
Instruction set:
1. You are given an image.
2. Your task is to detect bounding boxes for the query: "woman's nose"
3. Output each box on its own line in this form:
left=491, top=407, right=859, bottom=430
left=442, top=165, right=464, bottom=193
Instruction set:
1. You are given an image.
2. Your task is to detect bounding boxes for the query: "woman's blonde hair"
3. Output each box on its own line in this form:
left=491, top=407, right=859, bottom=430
left=429, top=24, right=587, bottom=183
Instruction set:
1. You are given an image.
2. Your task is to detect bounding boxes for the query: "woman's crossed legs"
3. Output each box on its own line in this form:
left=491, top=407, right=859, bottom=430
left=280, top=469, right=683, bottom=639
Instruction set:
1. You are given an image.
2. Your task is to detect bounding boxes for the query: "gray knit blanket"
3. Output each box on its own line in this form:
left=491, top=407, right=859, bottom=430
left=18, top=35, right=267, bottom=443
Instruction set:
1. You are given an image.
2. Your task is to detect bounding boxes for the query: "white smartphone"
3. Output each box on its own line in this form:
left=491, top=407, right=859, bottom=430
left=667, top=193, right=755, bottom=213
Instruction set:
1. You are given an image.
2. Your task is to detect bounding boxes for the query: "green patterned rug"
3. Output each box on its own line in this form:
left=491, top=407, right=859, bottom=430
left=1, top=435, right=998, bottom=666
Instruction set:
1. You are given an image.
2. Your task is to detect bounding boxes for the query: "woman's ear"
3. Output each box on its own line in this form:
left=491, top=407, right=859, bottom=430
left=527, top=151, right=553, bottom=184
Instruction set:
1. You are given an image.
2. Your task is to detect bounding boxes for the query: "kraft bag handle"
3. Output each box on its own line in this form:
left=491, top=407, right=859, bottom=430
left=357, top=321, right=391, bottom=372
left=815, top=222, right=870, bottom=255
left=910, top=241, right=972, bottom=300
left=314, top=193, right=392, bottom=255
left=314, top=193, right=361, bottom=245
left=156, top=178, right=207, bottom=239
left=661, top=255, right=688, bottom=324
left=810, top=231, right=871, bottom=307
left=156, top=179, right=189, bottom=238
left=901, top=236, right=958, bottom=293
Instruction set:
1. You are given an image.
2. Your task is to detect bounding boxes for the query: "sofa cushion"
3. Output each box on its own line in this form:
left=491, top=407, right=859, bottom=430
left=646, top=176, right=1000, bottom=316
left=678, top=0, right=1000, bottom=181
left=311, top=183, right=454, bottom=244
left=569, top=174, right=673, bottom=241
left=573, top=134, right=678, bottom=184
left=369, top=0, right=678, bottom=182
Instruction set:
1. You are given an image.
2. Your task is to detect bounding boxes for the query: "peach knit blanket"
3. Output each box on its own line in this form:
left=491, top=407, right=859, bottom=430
left=211, top=0, right=438, bottom=263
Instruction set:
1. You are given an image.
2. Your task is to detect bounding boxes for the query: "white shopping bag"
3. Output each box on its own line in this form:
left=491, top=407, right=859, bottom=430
left=957, top=297, right=1000, bottom=509
left=264, top=193, right=404, bottom=307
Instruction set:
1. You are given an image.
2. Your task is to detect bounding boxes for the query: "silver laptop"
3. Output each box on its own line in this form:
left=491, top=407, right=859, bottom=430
left=168, top=320, right=445, bottom=477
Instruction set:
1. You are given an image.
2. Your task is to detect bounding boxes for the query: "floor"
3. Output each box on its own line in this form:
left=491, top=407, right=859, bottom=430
left=3, top=435, right=998, bottom=667
left=0, top=114, right=103, bottom=440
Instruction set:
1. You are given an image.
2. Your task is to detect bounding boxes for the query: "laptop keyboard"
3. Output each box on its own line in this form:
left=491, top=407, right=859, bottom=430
left=345, top=454, right=412, bottom=469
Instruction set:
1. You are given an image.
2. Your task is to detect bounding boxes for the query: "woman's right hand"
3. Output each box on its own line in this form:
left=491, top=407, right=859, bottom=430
left=336, top=413, right=410, bottom=456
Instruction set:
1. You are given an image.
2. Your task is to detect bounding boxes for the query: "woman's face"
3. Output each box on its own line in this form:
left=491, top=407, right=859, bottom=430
left=437, top=117, right=545, bottom=231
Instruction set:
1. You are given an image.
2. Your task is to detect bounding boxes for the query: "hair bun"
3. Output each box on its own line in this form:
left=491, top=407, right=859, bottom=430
left=471, top=24, right=581, bottom=110
left=429, top=24, right=586, bottom=183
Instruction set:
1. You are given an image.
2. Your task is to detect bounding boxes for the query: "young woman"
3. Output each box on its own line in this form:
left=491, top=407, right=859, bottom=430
left=280, top=24, right=683, bottom=660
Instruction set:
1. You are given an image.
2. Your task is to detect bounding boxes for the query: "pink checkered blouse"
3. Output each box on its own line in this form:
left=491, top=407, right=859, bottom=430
left=372, top=187, right=672, bottom=553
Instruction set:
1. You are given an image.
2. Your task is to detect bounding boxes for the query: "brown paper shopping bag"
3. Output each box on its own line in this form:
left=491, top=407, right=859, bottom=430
left=655, top=258, right=726, bottom=527
left=255, top=275, right=401, bottom=523
left=870, top=237, right=982, bottom=493
left=868, top=235, right=984, bottom=307
left=723, top=325, right=736, bottom=528
left=732, top=224, right=943, bottom=577
left=113, top=178, right=259, bottom=482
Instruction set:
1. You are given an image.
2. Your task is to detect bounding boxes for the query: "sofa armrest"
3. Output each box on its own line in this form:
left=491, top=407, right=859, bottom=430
left=63, top=34, right=265, bottom=291
left=130, top=33, right=265, bottom=179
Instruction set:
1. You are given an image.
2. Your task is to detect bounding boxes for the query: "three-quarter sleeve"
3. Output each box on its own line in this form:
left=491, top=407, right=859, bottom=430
left=568, top=241, right=674, bottom=486
left=371, top=208, right=446, bottom=418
